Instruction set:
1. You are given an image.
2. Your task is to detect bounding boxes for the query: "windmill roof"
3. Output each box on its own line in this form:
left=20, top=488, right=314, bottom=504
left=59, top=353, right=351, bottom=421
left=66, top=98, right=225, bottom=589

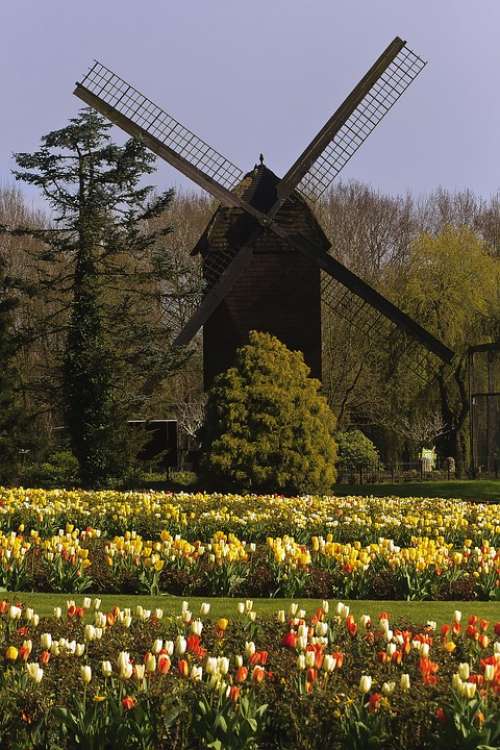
left=191, top=163, right=330, bottom=256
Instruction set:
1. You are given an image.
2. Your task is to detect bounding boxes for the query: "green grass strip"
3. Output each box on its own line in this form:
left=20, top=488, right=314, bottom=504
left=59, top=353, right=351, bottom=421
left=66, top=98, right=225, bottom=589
left=5, top=592, right=500, bottom=626
left=334, top=479, right=500, bottom=501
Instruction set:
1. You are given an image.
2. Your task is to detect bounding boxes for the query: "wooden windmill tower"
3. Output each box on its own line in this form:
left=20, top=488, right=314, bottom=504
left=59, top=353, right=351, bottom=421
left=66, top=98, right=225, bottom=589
left=74, top=37, right=454, bottom=389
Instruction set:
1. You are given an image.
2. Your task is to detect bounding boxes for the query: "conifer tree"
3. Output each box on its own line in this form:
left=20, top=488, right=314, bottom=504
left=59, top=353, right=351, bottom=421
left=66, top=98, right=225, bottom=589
left=202, top=331, right=337, bottom=494
left=0, top=257, right=31, bottom=483
left=10, top=108, right=188, bottom=485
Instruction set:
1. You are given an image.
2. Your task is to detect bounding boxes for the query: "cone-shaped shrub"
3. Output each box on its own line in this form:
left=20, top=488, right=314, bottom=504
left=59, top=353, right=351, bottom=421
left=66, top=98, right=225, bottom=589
left=201, top=331, right=337, bottom=494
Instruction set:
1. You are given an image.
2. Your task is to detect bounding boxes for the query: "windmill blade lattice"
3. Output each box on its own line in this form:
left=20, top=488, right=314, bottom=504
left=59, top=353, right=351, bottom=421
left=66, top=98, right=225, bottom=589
left=297, top=45, right=426, bottom=201
left=321, top=272, right=443, bottom=381
left=77, top=62, right=244, bottom=192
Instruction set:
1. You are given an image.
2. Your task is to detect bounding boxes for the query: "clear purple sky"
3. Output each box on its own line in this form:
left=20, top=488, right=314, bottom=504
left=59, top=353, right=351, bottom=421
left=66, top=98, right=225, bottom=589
left=1, top=0, right=499, bottom=205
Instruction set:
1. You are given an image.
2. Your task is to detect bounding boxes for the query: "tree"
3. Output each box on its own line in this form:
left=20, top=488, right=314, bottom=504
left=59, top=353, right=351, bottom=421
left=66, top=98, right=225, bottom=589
left=335, top=430, right=379, bottom=481
left=0, top=255, right=32, bottom=483
left=394, top=225, right=500, bottom=475
left=201, top=331, right=337, bottom=494
left=10, top=108, right=188, bottom=485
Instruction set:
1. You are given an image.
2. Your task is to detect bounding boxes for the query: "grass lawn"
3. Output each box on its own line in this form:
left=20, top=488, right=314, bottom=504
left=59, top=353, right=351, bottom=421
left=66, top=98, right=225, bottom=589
left=334, top=479, right=500, bottom=502
left=6, top=592, right=500, bottom=626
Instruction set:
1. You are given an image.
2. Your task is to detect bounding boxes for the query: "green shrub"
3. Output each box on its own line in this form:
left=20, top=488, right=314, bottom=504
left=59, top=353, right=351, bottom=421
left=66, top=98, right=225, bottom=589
left=201, top=331, right=337, bottom=494
left=25, top=450, right=80, bottom=487
left=336, top=430, right=379, bottom=480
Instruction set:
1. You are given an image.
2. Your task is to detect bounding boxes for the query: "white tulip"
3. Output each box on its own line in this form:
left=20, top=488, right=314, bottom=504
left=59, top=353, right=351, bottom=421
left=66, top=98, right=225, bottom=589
left=26, top=662, right=43, bottom=683
left=359, top=675, right=372, bottom=694
left=80, top=665, right=92, bottom=684
left=400, top=674, right=411, bottom=692
left=40, top=633, right=52, bottom=650
left=102, top=660, right=113, bottom=677
left=175, top=636, right=187, bottom=655
left=458, top=663, right=470, bottom=681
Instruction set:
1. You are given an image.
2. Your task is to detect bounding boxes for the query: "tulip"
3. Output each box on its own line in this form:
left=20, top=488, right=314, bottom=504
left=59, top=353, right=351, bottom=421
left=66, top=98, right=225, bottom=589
left=39, top=650, right=50, bottom=666
left=458, top=663, right=470, bottom=681
left=26, top=662, right=43, bottom=683
left=81, top=665, right=92, bottom=684
left=289, top=603, right=299, bottom=616
left=191, top=619, right=203, bottom=636
left=154, top=608, right=163, bottom=620
left=206, top=657, right=218, bottom=675
left=40, top=633, right=52, bottom=650
left=235, top=655, right=243, bottom=668
left=32, top=614, right=39, bottom=627
left=218, top=657, right=230, bottom=675
left=463, top=682, right=476, bottom=699
left=453, top=610, right=462, bottom=623
left=178, top=659, right=189, bottom=677
left=245, top=641, right=256, bottom=657
left=359, top=675, right=372, bottom=694
left=297, top=635, right=308, bottom=651
left=252, top=666, right=265, bottom=683
left=76, top=644, right=85, bottom=657
left=277, top=610, right=286, bottom=623
left=102, top=660, right=113, bottom=677
left=145, top=653, right=156, bottom=673
left=134, top=664, right=145, bottom=681
left=297, top=654, right=306, bottom=670
left=191, top=665, right=203, bottom=681
left=360, top=615, right=371, bottom=629
left=93, top=598, right=101, bottom=610
left=235, top=665, right=248, bottom=682
left=84, top=625, right=96, bottom=642
left=484, top=664, right=495, bottom=681
left=382, top=681, right=395, bottom=696
left=237, top=602, right=245, bottom=614
left=83, top=597, right=92, bottom=609
left=175, top=636, right=187, bottom=655
left=217, top=618, right=229, bottom=632
left=400, top=674, right=411, bottom=691
left=5, top=646, right=18, bottom=661
left=200, top=602, right=211, bottom=616
left=9, top=605, right=22, bottom=620
left=158, top=654, right=171, bottom=674
left=323, top=655, right=336, bottom=672
left=122, top=695, right=137, bottom=711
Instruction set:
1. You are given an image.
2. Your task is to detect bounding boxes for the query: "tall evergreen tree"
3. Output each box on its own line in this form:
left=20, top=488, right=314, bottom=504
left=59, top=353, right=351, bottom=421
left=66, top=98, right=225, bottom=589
left=10, top=108, right=189, bottom=485
left=0, top=257, right=32, bottom=483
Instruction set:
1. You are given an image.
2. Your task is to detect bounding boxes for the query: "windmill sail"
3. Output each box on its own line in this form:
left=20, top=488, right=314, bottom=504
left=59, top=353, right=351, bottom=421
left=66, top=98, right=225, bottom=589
left=278, top=38, right=426, bottom=203
left=74, top=62, right=251, bottom=211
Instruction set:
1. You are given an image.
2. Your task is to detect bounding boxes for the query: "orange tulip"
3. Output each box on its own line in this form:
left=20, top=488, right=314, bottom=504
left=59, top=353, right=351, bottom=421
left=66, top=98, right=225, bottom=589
left=121, top=695, right=137, bottom=711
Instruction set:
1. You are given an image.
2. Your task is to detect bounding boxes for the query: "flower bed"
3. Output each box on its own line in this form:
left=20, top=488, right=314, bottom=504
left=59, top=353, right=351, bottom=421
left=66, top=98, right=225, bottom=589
left=1, top=489, right=498, bottom=544
left=0, top=598, right=498, bottom=749
left=0, top=489, right=498, bottom=600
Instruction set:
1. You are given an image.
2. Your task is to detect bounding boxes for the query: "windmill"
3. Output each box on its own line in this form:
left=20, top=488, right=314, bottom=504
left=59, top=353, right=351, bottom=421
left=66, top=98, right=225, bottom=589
left=74, top=37, right=454, bottom=389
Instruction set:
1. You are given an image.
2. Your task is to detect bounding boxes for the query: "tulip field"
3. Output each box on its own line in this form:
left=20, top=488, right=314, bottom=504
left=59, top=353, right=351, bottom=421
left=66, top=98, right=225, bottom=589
left=0, top=487, right=499, bottom=748
left=0, top=488, right=498, bottom=601
left=0, top=597, right=499, bottom=749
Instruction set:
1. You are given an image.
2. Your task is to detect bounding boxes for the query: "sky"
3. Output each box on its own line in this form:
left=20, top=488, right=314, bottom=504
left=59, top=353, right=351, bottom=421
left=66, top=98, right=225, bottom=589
left=1, top=0, right=499, bottom=208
